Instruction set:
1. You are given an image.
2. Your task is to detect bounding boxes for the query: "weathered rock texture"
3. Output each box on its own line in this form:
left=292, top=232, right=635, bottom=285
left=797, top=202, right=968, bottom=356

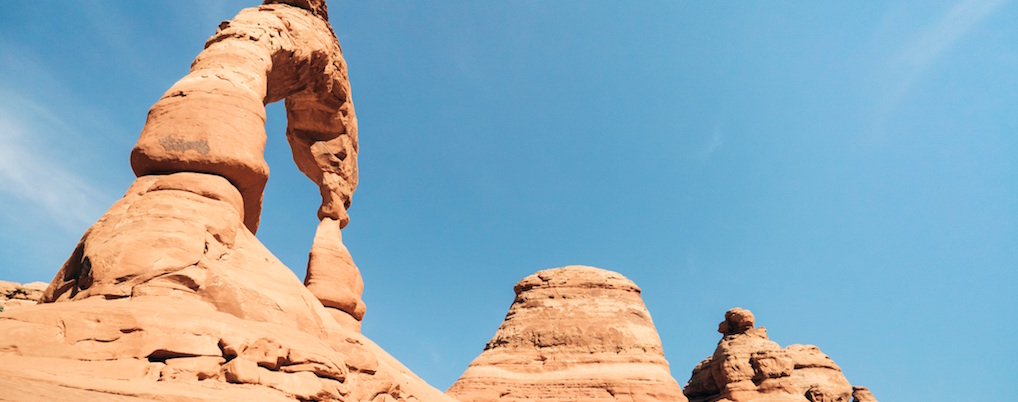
left=684, top=308, right=876, bottom=402
left=0, top=0, right=881, bottom=399
left=126, top=0, right=364, bottom=324
left=0, top=281, right=46, bottom=312
left=851, top=387, right=877, bottom=402
left=447, top=266, right=687, bottom=401
left=0, top=1, right=453, bottom=401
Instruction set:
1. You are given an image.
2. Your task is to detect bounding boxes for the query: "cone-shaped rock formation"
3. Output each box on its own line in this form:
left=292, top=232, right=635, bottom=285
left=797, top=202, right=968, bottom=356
left=447, top=266, right=687, bottom=401
left=684, top=308, right=876, bottom=402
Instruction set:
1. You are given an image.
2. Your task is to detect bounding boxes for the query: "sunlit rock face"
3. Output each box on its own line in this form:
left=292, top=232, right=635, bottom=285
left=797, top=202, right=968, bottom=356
left=0, top=281, right=46, bottom=312
left=0, top=1, right=454, bottom=401
left=683, top=308, right=877, bottom=402
left=447, top=266, right=688, bottom=401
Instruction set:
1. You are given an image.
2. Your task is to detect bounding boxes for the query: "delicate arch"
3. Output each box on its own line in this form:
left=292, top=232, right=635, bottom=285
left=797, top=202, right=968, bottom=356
left=130, top=0, right=357, bottom=233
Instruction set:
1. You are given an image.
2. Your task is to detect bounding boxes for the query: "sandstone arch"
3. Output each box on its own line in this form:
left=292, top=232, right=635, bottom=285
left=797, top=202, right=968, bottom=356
left=44, top=0, right=365, bottom=328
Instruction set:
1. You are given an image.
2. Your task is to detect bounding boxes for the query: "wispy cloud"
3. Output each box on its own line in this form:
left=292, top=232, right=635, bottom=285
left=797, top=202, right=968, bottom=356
left=883, top=0, right=1005, bottom=112
left=698, top=127, right=725, bottom=161
left=0, top=100, right=109, bottom=231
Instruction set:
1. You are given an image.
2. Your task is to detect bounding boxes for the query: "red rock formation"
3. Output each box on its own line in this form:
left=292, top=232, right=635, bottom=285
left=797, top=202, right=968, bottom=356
left=125, top=0, right=364, bottom=324
left=0, top=1, right=453, bottom=400
left=0, top=281, right=46, bottom=312
left=447, top=266, right=687, bottom=401
left=684, top=308, right=876, bottom=402
left=851, top=387, right=877, bottom=402
left=0, top=1, right=883, bottom=400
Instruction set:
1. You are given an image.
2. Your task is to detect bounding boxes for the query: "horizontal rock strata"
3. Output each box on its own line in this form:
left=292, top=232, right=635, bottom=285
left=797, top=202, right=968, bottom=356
left=0, top=281, right=46, bottom=312
left=684, top=308, right=877, bottom=402
left=447, top=266, right=687, bottom=401
left=0, top=171, right=447, bottom=401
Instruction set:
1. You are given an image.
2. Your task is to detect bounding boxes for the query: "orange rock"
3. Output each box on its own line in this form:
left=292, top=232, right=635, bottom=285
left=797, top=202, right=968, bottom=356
left=130, top=2, right=358, bottom=235
left=0, top=1, right=453, bottom=400
left=851, top=386, right=878, bottom=402
left=305, top=217, right=367, bottom=329
left=43, top=0, right=361, bottom=327
left=447, top=266, right=688, bottom=401
left=125, top=0, right=363, bottom=323
left=0, top=280, right=46, bottom=312
left=684, top=308, right=876, bottom=402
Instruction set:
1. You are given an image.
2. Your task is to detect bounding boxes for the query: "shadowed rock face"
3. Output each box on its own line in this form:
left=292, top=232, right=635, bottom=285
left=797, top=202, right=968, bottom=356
left=447, top=266, right=687, bottom=401
left=684, top=308, right=877, bottom=402
left=0, top=2, right=454, bottom=401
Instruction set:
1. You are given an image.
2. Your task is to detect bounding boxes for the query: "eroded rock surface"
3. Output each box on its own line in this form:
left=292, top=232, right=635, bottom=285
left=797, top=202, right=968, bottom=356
left=0, top=1, right=449, bottom=400
left=126, top=0, right=364, bottom=324
left=447, top=266, right=687, bottom=401
left=684, top=308, right=876, bottom=402
left=0, top=281, right=46, bottom=312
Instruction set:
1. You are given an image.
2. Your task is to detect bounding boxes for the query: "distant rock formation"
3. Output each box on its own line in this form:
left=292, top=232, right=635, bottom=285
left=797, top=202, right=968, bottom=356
left=0, top=1, right=452, bottom=400
left=851, top=386, right=878, bottom=402
left=683, top=308, right=876, bottom=402
left=447, top=266, right=687, bottom=401
left=0, top=281, right=46, bottom=312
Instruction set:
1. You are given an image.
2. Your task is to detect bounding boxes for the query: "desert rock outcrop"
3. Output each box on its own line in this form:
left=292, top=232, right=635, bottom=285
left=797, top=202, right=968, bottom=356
left=0, top=1, right=453, bottom=401
left=684, top=308, right=876, bottom=402
left=124, top=0, right=364, bottom=325
left=0, top=1, right=882, bottom=400
left=447, top=266, right=687, bottom=401
left=0, top=281, right=46, bottom=312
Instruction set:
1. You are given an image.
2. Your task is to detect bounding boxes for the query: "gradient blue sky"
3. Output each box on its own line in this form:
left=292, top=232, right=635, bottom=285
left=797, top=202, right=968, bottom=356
left=1, top=1, right=1015, bottom=400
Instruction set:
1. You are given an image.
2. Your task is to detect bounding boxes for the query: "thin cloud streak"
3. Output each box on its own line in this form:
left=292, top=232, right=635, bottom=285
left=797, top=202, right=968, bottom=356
left=0, top=104, right=109, bottom=231
left=883, top=0, right=1005, bottom=112
left=698, top=127, right=725, bottom=161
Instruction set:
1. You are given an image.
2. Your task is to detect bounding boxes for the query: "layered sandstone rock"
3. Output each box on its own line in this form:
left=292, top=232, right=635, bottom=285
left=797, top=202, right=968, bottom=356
left=447, top=266, right=687, bottom=401
left=1, top=177, right=426, bottom=400
left=0, top=281, right=46, bottom=312
left=47, top=0, right=362, bottom=329
left=851, top=387, right=877, bottom=402
left=0, top=1, right=453, bottom=401
left=684, top=308, right=876, bottom=402
left=126, top=0, right=364, bottom=324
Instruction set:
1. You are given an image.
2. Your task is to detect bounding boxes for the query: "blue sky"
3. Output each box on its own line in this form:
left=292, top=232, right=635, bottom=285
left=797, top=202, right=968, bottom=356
left=1, top=1, right=1015, bottom=400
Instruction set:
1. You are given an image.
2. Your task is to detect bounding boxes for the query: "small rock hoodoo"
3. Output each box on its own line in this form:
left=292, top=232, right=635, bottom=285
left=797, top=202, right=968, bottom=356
left=684, top=308, right=875, bottom=402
